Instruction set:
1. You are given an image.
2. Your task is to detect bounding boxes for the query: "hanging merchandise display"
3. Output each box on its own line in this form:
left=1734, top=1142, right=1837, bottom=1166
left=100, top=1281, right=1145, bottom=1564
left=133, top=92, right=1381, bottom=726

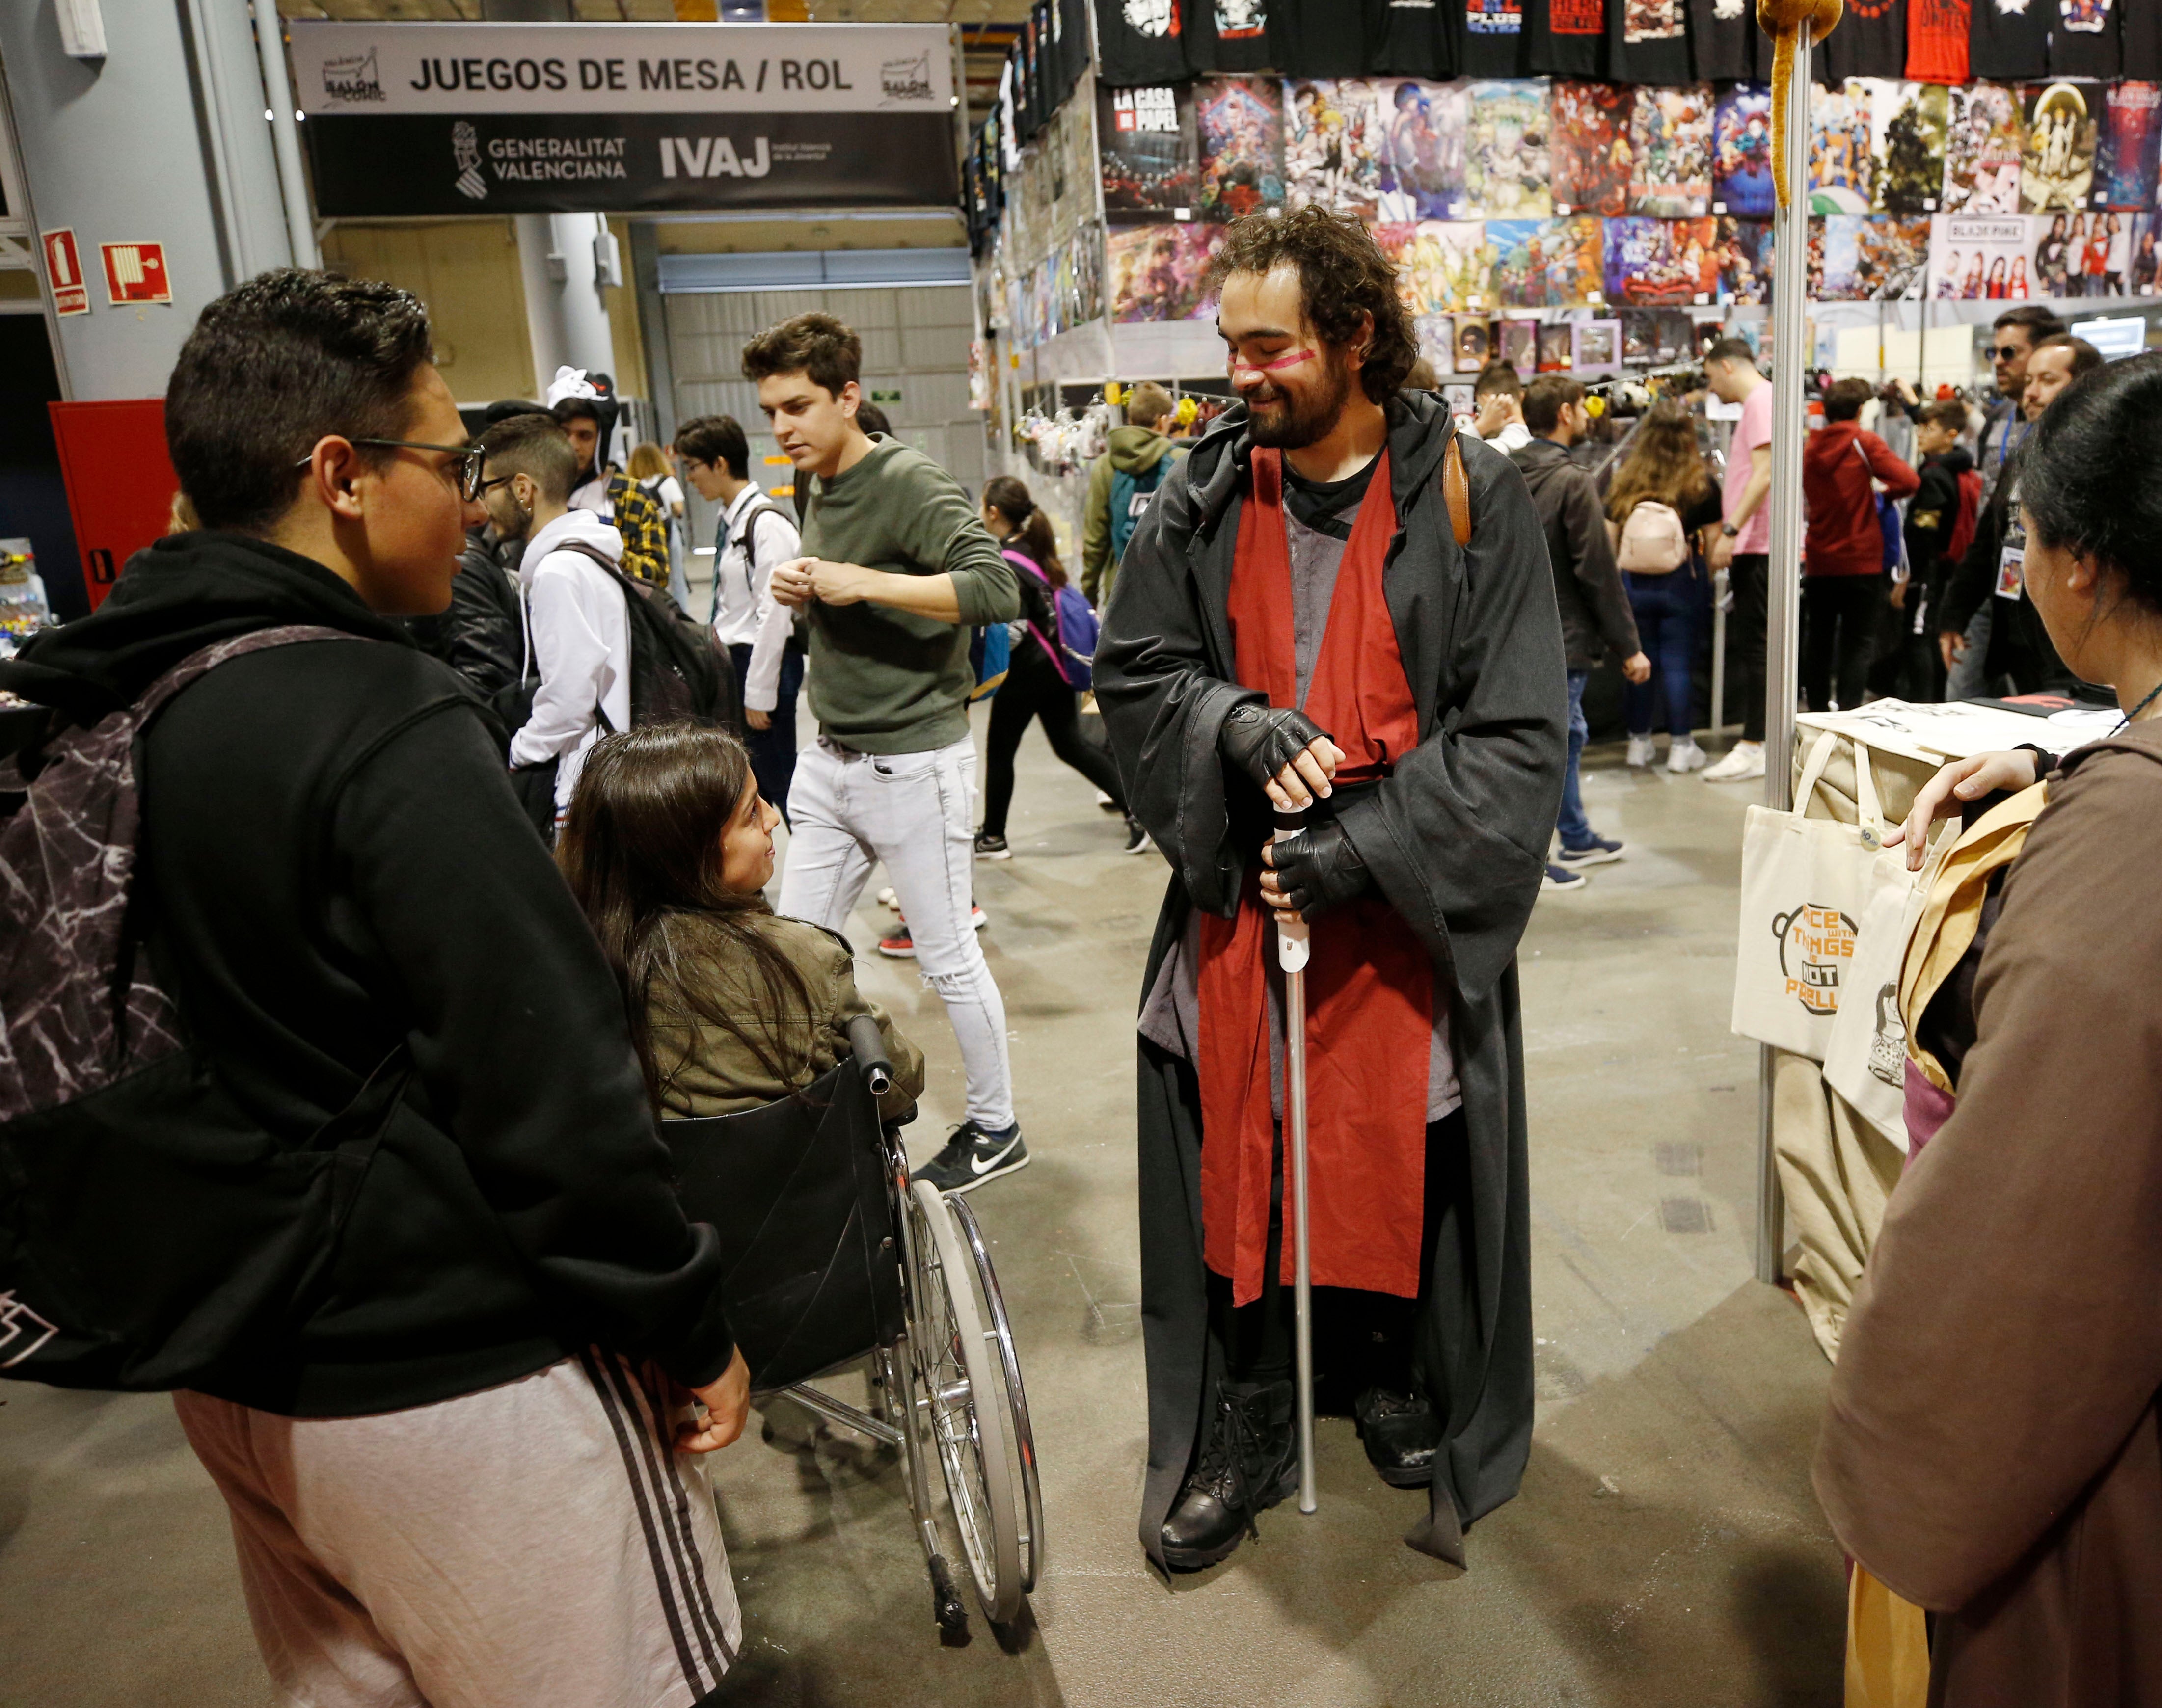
left=1102, top=83, right=1202, bottom=214
left=1362, top=0, right=1458, bottom=78
left=2095, top=80, right=2162, bottom=208
left=1464, top=79, right=1555, bottom=215
left=1096, top=0, right=1190, bottom=84
left=1629, top=83, right=1714, bottom=215
left=2021, top=80, right=2100, bottom=211
left=1942, top=81, right=2023, bottom=213
left=1969, top=0, right=2053, bottom=83
left=1462, top=0, right=1533, bottom=79
left=1872, top=80, right=1949, bottom=214
left=1607, top=0, right=1691, bottom=88
left=1269, top=0, right=1369, bottom=76
left=2052, top=0, right=2121, bottom=82
left=1713, top=82, right=1776, bottom=215
left=1687, top=0, right=1759, bottom=82
left=1285, top=78, right=1386, bottom=214
left=1820, top=0, right=1906, bottom=83
left=1907, top=0, right=1970, bottom=85
left=2128, top=0, right=2162, bottom=81
left=1536, top=0, right=1612, bottom=78
left=1187, top=0, right=1275, bottom=74
left=1195, top=74, right=1287, bottom=216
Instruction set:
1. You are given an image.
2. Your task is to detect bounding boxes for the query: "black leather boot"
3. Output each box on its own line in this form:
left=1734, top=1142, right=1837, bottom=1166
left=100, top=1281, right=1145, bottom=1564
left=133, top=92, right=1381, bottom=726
left=1160, top=1378, right=1298, bottom=1570
left=1353, top=1386, right=1441, bottom=1487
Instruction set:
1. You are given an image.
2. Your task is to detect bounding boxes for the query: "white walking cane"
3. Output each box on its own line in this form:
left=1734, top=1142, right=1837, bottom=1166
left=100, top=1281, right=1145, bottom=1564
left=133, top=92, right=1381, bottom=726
left=1274, top=817, right=1318, bottom=1516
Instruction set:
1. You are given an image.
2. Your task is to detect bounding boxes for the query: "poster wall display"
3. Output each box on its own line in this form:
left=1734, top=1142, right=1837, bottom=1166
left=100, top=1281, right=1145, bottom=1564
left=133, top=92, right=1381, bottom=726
left=2021, top=80, right=2099, bottom=212
left=1603, top=214, right=1719, bottom=303
left=1811, top=213, right=1933, bottom=299
left=285, top=20, right=958, bottom=215
left=1376, top=79, right=1470, bottom=218
left=1927, top=212, right=2035, bottom=298
left=1714, top=216, right=1775, bottom=301
left=2038, top=208, right=2136, bottom=294
left=1810, top=79, right=1874, bottom=213
left=1551, top=80, right=1631, bottom=216
left=1381, top=219, right=1494, bottom=310
left=1486, top=217, right=1588, bottom=304
left=1101, top=83, right=1199, bottom=215
left=1195, top=75, right=1286, bottom=219
left=1871, top=80, right=1948, bottom=214
left=1712, top=83, right=1775, bottom=218
left=1284, top=79, right=1383, bottom=214
left=1628, top=83, right=1713, bottom=216
left=1942, top=82, right=2023, bottom=214
left=1463, top=80, right=1554, bottom=216
left=2094, top=80, right=2161, bottom=209
left=1108, top=221, right=1224, bottom=320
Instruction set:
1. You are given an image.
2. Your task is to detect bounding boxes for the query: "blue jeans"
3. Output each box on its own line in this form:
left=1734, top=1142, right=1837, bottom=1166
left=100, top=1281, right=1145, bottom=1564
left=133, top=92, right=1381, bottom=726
left=1623, top=568, right=1699, bottom=739
left=1557, top=667, right=1593, bottom=851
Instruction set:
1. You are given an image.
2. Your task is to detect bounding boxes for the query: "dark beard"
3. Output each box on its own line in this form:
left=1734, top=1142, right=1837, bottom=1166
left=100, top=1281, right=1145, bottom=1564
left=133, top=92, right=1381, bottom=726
left=1245, top=356, right=1357, bottom=450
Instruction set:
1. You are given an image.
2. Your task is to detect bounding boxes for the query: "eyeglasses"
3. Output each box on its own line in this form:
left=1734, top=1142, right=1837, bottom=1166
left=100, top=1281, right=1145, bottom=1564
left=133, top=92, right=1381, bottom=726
left=1991, top=345, right=2026, bottom=362
left=291, top=439, right=487, bottom=501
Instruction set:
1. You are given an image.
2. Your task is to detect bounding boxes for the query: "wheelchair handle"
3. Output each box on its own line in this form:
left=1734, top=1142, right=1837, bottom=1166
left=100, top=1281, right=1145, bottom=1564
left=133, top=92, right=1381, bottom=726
left=846, top=1014, right=893, bottom=1097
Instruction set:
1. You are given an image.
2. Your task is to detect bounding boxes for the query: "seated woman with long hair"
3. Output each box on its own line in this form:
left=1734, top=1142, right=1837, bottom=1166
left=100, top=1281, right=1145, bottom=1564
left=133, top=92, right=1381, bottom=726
left=558, top=723, right=923, bottom=1122
left=1817, top=351, right=2162, bottom=1701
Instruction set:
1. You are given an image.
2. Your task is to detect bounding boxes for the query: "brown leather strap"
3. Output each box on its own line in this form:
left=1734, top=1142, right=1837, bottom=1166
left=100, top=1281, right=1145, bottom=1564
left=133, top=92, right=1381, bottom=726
left=1444, top=433, right=1472, bottom=549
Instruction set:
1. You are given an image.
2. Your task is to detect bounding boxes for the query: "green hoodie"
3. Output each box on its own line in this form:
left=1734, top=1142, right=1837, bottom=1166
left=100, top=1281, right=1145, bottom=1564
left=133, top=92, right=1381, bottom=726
left=1082, top=426, right=1181, bottom=606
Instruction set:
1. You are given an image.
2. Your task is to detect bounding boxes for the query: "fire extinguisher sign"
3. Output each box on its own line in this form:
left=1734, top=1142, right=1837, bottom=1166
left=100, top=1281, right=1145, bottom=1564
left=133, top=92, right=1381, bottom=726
left=100, top=240, right=172, bottom=307
left=41, top=229, right=88, bottom=316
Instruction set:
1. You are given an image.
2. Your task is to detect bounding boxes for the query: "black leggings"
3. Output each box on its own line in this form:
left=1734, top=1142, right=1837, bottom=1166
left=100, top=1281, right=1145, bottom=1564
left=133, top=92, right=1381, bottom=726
left=980, top=637, right=1127, bottom=838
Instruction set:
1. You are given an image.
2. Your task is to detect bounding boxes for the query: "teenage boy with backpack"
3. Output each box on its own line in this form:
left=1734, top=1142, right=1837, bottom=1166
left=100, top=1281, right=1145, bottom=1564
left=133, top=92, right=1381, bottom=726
left=743, top=311, right=1029, bottom=1193
left=0, top=270, right=748, bottom=1706
left=1081, top=379, right=1180, bottom=609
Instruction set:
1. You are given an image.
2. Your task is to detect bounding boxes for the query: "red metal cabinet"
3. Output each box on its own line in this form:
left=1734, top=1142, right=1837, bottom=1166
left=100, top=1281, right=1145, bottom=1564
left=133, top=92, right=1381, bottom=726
left=48, top=399, right=178, bottom=612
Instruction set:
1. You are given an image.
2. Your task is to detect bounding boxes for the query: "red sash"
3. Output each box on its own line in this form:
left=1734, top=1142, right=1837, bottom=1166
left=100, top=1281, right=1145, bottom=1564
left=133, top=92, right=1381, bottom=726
left=1195, top=447, right=1435, bottom=1307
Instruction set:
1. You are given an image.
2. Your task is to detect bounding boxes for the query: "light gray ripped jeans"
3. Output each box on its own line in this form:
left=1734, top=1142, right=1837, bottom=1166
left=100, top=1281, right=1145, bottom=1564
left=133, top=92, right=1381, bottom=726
left=778, top=735, right=1014, bottom=1130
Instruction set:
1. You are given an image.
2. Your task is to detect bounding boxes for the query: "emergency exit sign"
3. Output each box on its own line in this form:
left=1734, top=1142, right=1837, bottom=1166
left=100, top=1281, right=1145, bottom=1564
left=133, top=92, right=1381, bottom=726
left=100, top=241, right=171, bottom=307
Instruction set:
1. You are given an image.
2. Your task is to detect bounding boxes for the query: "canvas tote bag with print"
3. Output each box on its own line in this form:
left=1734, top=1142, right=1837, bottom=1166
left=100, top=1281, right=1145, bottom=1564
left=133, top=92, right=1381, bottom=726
left=1822, top=840, right=1931, bottom=1150
left=1732, top=731, right=1909, bottom=1062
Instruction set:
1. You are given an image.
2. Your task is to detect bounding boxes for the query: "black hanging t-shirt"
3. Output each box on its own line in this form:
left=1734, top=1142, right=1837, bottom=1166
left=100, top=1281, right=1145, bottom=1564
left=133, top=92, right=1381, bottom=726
left=1365, top=0, right=1457, bottom=73
left=1054, top=0, right=1093, bottom=97
left=1606, top=0, right=1693, bottom=85
left=1533, top=0, right=1611, bottom=76
left=1460, top=0, right=1532, bottom=76
left=1820, top=0, right=1907, bottom=80
left=1687, top=0, right=1758, bottom=81
left=1271, top=0, right=1370, bottom=75
left=1187, top=0, right=1276, bottom=71
left=2128, top=0, right=2162, bottom=78
left=1969, top=0, right=2053, bottom=80
left=2052, top=0, right=2122, bottom=79
left=1094, top=0, right=1190, bottom=86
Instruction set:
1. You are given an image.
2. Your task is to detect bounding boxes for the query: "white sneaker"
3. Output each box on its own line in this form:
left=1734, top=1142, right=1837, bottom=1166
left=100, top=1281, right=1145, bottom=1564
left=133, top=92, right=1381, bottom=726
left=1702, top=740, right=1765, bottom=782
left=876, top=886, right=899, bottom=911
left=1626, top=735, right=1656, bottom=769
left=1667, top=736, right=1709, bottom=774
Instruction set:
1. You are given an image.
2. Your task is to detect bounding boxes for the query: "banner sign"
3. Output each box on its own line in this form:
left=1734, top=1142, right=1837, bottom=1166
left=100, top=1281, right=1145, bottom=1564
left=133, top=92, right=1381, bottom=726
left=286, top=22, right=959, bottom=217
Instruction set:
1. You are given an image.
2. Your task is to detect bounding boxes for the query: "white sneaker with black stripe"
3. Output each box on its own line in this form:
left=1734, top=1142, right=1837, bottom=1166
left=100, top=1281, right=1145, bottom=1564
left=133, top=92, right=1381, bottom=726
left=913, top=1120, right=1030, bottom=1194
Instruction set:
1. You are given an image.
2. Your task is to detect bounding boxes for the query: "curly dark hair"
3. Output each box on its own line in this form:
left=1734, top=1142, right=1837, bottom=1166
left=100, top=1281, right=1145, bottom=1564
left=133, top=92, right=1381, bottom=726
left=1202, top=207, right=1418, bottom=404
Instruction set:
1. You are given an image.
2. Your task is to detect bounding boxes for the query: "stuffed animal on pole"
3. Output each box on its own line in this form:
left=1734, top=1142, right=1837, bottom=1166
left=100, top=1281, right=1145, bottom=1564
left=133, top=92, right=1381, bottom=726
left=1757, top=0, right=1842, bottom=213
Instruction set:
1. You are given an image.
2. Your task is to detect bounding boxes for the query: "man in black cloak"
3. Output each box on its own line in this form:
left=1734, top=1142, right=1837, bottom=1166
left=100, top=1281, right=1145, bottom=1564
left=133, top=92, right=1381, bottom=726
left=1095, top=208, right=1567, bottom=1572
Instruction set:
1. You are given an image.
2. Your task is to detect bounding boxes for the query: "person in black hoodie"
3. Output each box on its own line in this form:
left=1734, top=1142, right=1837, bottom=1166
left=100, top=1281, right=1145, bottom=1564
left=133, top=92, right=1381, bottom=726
left=0, top=271, right=749, bottom=1706
left=1894, top=398, right=1976, bottom=702
left=402, top=520, right=522, bottom=697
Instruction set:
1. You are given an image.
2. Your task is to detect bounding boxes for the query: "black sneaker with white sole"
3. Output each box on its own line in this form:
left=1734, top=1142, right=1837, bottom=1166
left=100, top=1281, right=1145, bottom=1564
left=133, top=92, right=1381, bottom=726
left=1122, top=815, right=1153, bottom=855
left=974, top=831, right=1012, bottom=860
left=913, top=1120, right=1030, bottom=1194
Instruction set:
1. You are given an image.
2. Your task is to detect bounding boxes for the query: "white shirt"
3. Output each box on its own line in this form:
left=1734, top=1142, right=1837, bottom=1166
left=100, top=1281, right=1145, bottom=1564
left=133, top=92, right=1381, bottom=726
left=712, top=483, right=801, bottom=715
left=655, top=474, right=685, bottom=513
left=568, top=471, right=612, bottom=520
left=509, top=509, right=634, bottom=810
left=1478, top=419, right=1533, bottom=454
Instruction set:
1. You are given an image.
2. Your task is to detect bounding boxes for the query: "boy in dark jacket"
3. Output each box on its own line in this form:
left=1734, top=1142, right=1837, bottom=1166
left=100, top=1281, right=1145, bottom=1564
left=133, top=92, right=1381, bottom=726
left=1, top=272, right=748, bottom=1706
left=1898, top=400, right=1976, bottom=701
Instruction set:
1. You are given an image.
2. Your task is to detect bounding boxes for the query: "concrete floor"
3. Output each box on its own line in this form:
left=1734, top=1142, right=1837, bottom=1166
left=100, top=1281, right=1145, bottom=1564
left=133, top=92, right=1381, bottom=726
left=0, top=719, right=1844, bottom=1708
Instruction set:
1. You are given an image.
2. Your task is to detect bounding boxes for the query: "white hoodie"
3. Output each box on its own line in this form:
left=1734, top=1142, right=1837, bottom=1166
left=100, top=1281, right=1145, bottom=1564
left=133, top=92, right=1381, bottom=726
left=509, top=508, right=633, bottom=811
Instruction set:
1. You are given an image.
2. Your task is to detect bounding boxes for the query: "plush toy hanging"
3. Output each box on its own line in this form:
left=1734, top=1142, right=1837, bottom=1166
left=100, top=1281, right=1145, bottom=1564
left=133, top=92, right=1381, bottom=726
left=1757, top=0, right=1842, bottom=213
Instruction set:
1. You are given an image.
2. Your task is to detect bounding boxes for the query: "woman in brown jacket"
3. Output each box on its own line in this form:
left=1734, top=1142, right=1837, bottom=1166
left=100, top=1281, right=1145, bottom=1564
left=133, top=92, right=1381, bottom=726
left=1816, top=351, right=2162, bottom=1703
left=558, top=723, right=923, bottom=1124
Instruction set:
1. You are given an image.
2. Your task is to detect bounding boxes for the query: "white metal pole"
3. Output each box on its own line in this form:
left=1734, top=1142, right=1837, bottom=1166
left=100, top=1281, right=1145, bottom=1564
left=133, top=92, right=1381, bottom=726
left=1756, top=28, right=1813, bottom=1287
left=250, top=0, right=320, bottom=270
left=1274, top=823, right=1317, bottom=1516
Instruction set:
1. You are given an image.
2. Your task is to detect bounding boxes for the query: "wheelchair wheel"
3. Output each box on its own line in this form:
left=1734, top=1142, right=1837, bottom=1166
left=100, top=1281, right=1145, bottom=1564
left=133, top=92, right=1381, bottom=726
left=944, top=1192, right=1044, bottom=1595
left=904, top=1179, right=1024, bottom=1625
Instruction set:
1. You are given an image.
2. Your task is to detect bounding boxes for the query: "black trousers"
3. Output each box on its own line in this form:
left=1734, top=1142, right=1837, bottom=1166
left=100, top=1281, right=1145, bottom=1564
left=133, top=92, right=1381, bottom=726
left=981, top=638, right=1126, bottom=838
left=1728, top=553, right=1769, bottom=742
left=730, top=641, right=802, bottom=825
left=1801, top=573, right=1887, bottom=713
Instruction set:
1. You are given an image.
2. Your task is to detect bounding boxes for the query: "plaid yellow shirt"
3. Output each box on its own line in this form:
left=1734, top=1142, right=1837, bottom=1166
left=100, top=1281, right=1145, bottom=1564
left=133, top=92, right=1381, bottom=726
left=606, top=473, right=671, bottom=591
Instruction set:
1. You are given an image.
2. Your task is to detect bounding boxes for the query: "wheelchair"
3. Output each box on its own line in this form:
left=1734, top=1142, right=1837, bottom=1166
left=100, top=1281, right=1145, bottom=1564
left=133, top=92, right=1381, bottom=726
left=661, top=1016, right=1042, bottom=1635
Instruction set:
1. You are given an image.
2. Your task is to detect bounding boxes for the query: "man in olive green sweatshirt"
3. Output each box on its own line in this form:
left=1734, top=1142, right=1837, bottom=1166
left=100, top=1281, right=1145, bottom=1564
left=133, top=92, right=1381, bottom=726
left=748, top=312, right=1031, bottom=1193
left=1081, top=381, right=1183, bottom=609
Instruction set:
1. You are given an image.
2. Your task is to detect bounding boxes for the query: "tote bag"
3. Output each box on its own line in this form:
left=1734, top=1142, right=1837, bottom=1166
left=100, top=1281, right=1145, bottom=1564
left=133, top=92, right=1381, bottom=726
left=1732, top=731, right=1908, bottom=1062
left=1822, top=843, right=1929, bottom=1150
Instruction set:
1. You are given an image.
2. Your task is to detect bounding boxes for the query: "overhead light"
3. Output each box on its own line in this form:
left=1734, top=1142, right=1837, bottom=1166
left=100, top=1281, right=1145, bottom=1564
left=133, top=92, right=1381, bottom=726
left=265, top=108, right=274, bottom=121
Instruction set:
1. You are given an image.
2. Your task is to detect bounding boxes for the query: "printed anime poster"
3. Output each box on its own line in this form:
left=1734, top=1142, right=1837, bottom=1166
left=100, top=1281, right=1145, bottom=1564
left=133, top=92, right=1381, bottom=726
left=2131, top=214, right=2160, bottom=294
left=1463, top=81, right=1554, bottom=217
left=1551, top=215, right=1608, bottom=302
left=2021, top=81, right=2098, bottom=213
left=1942, top=83, right=2024, bottom=215
left=1713, top=216, right=1775, bottom=303
left=1285, top=80, right=1384, bottom=217
left=1872, top=82, right=1950, bottom=215
left=1394, top=220, right=1495, bottom=311
left=2038, top=209, right=2133, bottom=295
left=1712, top=84, right=1775, bottom=218
left=1487, top=218, right=1573, bottom=305
left=1813, top=214, right=1933, bottom=299
left=1376, top=80, right=1469, bottom=220
left=1536, top=320, right=1575, bottom=370
left=1100, top=84, right=1200, bottom=215
left=1809, top=79, right=1874, bottom=214
left=1629, top=85, right=1714, bottom=218
left=1195, top=76, right=1286, bottom=222
left=1603, top=215, right=1720, bottom=305
left=1108, top=223, right=1224, bottom=321
left=1551, top=81, right=1632, bottom=218
left=2096, top=81, right=2162, bottom=210
left=1927, top=213, right=2036, bottom=299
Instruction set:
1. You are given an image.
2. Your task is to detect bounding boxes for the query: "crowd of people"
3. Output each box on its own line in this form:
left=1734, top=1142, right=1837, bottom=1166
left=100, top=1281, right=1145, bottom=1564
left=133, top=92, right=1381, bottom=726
left=5, top=198, right=2160, bottom=1707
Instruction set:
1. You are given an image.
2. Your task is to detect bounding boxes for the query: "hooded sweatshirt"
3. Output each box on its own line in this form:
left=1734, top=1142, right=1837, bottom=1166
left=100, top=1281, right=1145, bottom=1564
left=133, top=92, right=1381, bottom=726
left=0, top=531, right=734, bottom=1416
left=509, top=507, right=632, bottom=810
left=1082, top=425, right=1179, bottom=605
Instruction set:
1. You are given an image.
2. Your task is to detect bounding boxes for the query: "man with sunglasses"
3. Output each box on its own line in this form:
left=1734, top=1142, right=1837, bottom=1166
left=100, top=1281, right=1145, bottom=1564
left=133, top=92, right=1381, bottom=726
left=0, top=270, right=749, bottom=1706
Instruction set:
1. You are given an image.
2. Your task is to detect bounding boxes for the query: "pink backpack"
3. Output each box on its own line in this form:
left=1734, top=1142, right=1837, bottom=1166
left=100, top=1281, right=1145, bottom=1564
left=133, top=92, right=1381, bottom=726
left=1615, top=499, right=1691, bottom=573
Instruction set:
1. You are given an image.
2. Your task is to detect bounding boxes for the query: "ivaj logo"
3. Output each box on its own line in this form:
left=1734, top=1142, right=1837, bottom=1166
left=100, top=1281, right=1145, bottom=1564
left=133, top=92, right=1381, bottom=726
left=322, top=49, right=384, bottom=103
left=1771, top=902, right=1856, bottom=1015
left=453, top=122, right=487, bottom=201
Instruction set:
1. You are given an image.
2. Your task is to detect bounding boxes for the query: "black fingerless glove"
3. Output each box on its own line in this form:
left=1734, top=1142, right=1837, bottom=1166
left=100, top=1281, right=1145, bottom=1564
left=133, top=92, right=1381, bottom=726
left=1218, top=702, right=1329, bottom=792
left=1269, top=818, right=1371, bottom=918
